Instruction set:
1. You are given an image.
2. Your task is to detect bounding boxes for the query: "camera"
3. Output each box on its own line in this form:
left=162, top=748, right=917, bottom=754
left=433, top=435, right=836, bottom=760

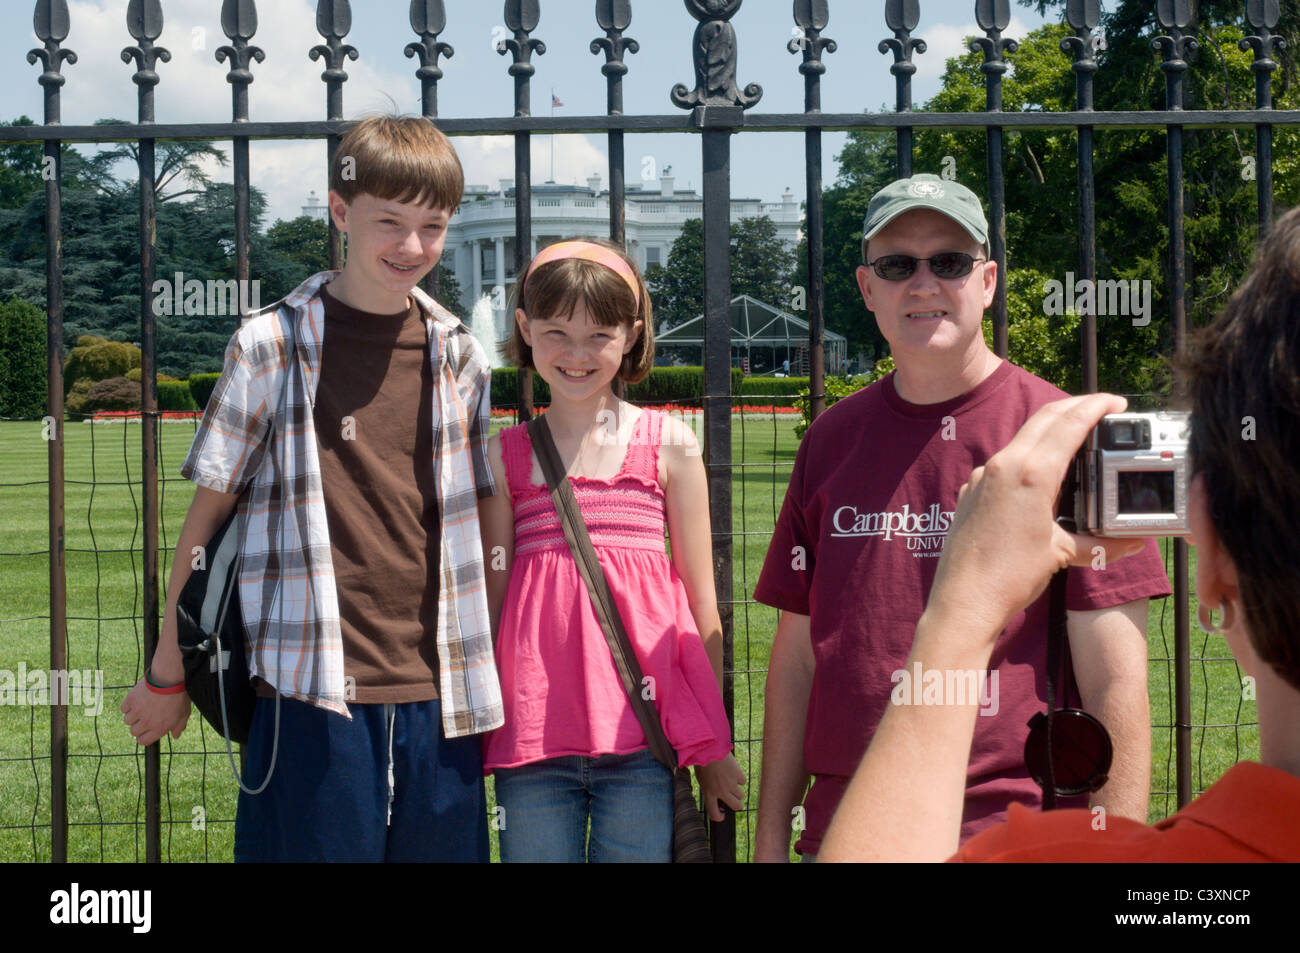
left=1066, top=411, right=1192, bottom=538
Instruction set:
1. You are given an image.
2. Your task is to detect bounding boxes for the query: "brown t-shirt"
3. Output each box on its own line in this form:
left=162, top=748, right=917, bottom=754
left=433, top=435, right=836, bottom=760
left=256, top=283, right=441, bottom=703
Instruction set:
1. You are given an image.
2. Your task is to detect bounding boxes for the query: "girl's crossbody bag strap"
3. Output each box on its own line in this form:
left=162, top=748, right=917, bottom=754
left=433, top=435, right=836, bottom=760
left=526, top=415, right=679, bottom=773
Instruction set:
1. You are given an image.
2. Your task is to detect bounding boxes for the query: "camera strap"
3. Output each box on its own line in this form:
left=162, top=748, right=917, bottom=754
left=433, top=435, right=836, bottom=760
left=1042, top=569, right=1068, bottom=810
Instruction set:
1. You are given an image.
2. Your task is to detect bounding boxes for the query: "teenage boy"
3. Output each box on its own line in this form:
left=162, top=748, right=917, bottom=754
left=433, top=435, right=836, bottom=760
left=753, top=174, right=1171, bottom=861
left=120, top=116, right=502, bottom=862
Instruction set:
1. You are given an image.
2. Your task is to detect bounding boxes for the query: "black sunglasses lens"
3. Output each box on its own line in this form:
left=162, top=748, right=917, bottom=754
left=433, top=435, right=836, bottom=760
left=875, top=256, right=917, bottom=280
left=930, top=253, right=975, bottom=278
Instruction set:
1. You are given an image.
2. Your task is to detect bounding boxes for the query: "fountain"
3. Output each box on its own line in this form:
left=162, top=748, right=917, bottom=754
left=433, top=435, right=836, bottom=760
left=469, top=292, right=506, bottom=368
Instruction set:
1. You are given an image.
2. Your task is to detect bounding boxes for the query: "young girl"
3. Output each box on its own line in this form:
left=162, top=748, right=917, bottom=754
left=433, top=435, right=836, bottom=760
left=479, top=238, right=746, bottom=863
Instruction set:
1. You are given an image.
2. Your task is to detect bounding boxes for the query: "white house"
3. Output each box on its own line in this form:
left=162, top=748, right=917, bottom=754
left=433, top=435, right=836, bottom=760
left=441, top=170, right=802, bottom=329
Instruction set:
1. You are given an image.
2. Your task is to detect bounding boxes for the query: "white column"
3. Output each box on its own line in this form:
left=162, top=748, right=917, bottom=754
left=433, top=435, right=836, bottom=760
left=471, top=239, right=482, bottom=303
left=494, top=236, right=505, bottom=293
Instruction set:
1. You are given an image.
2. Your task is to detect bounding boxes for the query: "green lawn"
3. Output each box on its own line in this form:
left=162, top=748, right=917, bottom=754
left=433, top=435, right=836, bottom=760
left=0, top=411, right=1258, bottom=862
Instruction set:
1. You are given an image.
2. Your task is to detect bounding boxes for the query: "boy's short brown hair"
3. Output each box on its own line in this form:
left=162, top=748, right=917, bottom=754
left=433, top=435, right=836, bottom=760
left=504, top=238, right=655, bottom=385
left=329, top=115, right=463, bottom=211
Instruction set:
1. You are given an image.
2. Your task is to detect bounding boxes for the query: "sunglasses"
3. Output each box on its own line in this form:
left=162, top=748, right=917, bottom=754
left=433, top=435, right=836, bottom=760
left=865, top=252, right=987, bottom=281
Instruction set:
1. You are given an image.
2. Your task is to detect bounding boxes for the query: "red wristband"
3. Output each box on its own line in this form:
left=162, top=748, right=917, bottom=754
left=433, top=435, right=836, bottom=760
left=145, top=666, right=186, bottom=695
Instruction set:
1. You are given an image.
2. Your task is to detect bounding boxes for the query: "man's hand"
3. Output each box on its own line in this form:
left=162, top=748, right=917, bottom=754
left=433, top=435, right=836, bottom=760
left=121, top=642, right=191, bottom=747
left=696, top=753, right=747, bottom=822
left=928, top=393, right=1147, bottom=637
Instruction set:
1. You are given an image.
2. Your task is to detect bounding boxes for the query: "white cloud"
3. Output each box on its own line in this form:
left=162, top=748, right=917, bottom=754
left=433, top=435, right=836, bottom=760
left=49, top=1, right=607, bottom=227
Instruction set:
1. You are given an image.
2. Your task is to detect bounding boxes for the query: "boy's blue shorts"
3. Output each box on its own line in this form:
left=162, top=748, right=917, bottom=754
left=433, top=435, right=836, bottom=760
left=234, top=694, right=489, bottom=862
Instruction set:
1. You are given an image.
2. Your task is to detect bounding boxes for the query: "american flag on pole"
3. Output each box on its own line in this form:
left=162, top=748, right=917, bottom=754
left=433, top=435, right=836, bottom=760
left=552, top=93, right=564, bottom=108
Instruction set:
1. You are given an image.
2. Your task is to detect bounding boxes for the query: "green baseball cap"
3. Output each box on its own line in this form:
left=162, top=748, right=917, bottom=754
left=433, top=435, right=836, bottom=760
left=861, top=174, right=989, bottom=256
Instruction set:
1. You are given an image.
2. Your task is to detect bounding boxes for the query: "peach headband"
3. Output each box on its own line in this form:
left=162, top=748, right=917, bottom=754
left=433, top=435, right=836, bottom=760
left=523, top=241, right=641, bottom=310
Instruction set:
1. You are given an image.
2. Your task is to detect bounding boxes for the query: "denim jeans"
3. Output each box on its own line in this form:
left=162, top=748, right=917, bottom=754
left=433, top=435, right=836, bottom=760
left=493, top=749, right=674, bottom=863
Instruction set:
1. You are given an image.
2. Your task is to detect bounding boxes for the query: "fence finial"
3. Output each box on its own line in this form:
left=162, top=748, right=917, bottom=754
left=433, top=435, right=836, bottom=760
left=121, top=0, right=170, bottom=122
left=1240, top=0, right=1283, bottom=105
left=672, top=0, right=762, bottom=109
left=217, top=0, right=265, bottom=123
left=1152, top=0, right=1197, bottom=109
left=878, top=0, right=923, bottom=108
left=499, top=0, right=546, bottom=118
left=28, top=0, right=78, bottom=118
left=406, top=0, right=454, bottom=119
left=790, top=0, right=836, bottom=94
left=970, top=0, right=1018, bottom=84
left=310, top=0, right=358, bottom=121
left=591, top=0, right=639, bottom=115
left=1060, top=0, right=1101, bottom=81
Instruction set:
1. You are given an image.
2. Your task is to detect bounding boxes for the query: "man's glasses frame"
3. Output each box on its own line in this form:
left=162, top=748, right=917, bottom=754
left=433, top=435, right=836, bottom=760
left=864, top=252, right=988, bottom=281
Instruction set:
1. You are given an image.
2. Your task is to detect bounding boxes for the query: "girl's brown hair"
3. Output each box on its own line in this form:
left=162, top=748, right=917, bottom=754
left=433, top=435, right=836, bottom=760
left=1176, top=206, right=1300, bottom=690
left=503, top=238, right=655, bottom=384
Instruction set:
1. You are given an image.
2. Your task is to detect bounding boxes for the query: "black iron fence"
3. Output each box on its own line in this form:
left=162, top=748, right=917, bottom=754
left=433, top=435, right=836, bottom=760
left=0, top=0, right=1294, bottom=862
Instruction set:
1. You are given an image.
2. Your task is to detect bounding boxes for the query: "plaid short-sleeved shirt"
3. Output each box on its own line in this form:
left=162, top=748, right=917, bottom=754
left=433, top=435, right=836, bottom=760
left=181, top=271, right=504, bottom=737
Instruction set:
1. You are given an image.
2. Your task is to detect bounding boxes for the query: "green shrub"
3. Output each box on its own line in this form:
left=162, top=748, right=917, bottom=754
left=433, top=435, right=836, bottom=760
left=737, top=376, right=809, bottom=407
left=125, top=367, right=178, bottom=384
left=63, top=339, right=141, bottom=394
left=188, top=372, right=221, bottom=410
left=73, top=376, right=140, bottom=414
left=0, top=297, right=47, bottom=418
left=793, top=356, right=895, bottom=438
left=158, top=380, right=199, bottom=412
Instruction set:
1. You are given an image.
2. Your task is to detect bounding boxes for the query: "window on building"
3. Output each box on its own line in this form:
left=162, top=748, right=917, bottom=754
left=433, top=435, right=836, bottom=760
left=645, top=246, right=662, bottom=269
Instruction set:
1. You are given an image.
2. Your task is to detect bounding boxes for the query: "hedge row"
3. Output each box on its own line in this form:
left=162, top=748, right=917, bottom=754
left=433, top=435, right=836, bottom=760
left=70, top=366, right=788, bottom=415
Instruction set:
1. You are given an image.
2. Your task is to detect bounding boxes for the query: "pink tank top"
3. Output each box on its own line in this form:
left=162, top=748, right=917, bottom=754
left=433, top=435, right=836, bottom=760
left=483, top=408, right=734, bottom=771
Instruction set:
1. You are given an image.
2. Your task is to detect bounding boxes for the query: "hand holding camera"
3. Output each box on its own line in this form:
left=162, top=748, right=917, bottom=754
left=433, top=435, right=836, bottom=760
left=926, top=394, right=1151, bottom=637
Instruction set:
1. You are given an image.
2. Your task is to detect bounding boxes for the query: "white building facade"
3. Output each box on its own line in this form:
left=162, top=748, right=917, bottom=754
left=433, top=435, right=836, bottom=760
left=442, top=171, right=802, bottom=325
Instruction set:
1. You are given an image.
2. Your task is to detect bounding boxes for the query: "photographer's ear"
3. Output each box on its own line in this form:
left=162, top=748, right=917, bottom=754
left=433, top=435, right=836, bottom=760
left=1188, top=474, right=1239, bottom=602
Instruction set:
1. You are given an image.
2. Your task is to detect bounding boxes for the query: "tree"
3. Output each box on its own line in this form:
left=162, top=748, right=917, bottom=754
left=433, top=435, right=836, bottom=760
left=0, top=296, right=46, bottom=417
left=266, top=216, right=329, bottom=276
left=647, top=215, right=797, bottom=331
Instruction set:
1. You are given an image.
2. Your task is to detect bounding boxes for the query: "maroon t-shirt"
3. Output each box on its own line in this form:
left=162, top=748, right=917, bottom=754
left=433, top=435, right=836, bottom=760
left=753, top=362, right=1172, bottom=855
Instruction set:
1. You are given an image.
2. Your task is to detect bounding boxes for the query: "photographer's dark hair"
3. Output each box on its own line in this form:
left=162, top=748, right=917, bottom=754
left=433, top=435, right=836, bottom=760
left=1178, top=206, right=1300, bottom=690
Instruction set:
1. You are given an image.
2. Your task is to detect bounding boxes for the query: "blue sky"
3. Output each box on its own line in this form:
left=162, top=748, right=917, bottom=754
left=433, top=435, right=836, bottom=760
left=3, top=1, right=1056, bottom=226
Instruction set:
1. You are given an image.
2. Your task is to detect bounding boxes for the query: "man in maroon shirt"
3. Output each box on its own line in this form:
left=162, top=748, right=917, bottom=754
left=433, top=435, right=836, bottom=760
left=753, top=175, right=1171, bottom=861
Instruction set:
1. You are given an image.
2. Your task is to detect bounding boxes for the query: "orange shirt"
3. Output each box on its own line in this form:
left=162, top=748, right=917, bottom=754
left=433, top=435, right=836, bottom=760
left=951, top=762, right=1300, bottom=862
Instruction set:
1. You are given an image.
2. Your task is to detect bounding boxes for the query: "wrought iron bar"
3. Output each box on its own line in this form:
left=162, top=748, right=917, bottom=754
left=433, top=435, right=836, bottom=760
left=592, top=0, right=637, bottom=246
left=1062, top=0, right=1100, bottom=393
left=311, top=0, right=357, bottom=269
left=971, top=0, right=1016, bottom=359
left=407, top=1, right=453, bottom=303
left=674, top=0, right=763, bottom=863
left=217, top=0, right=264, bottom=325
left=792, top=1, right=834, bottom=421
left=881, top=0, right=923, bottom=177
left=3, top=110, right=1298, bottom=144
left=1154, top=0, right=1196, bottom=810
left=121, top=0, right=169, bottom=863
left=1241, top=0, right=1282, bottom=237
left=28, top=0, right=75, bottom=865
left=501, top=0, right=544, bottom=420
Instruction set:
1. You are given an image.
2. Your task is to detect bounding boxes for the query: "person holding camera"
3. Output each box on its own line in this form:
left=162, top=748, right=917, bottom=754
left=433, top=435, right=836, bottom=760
left=819, top=207, right=1300, bottom=860
left=753, top=174, right=1172, bottom=861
